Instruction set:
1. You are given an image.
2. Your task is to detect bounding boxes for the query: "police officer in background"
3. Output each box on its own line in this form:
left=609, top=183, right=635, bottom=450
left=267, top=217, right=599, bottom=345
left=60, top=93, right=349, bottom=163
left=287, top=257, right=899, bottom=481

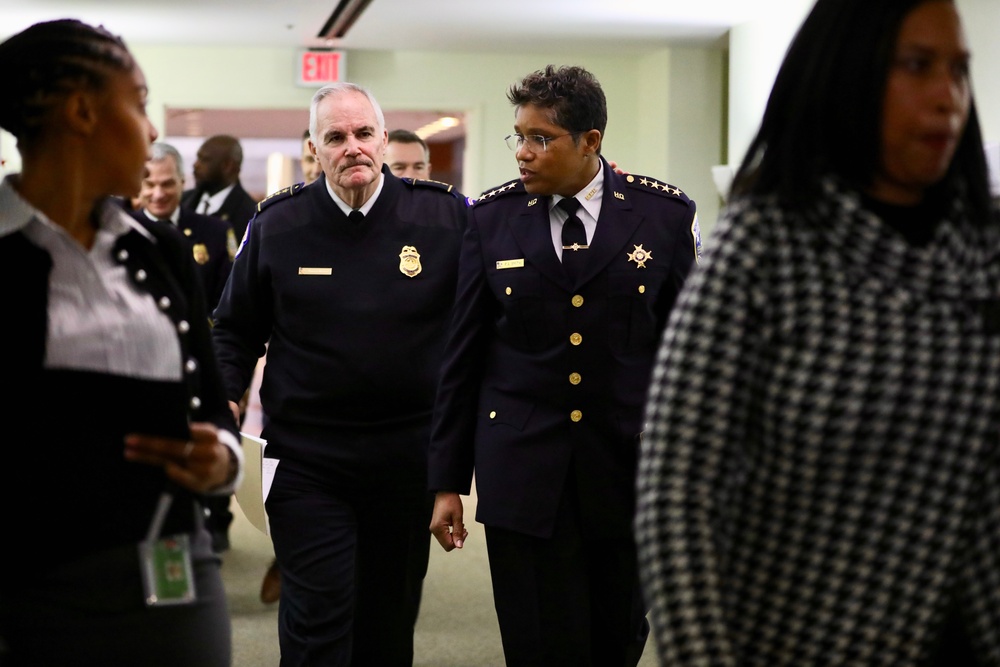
left=211, top=82, right=469, bottom=666
left=385, top=128, right=432, bottom=181
left=181, top=134, right=258, bottom=241
left=427, top=64, right=701, bottom=667
left=134, top=141, right=238, bottom=554
left=299, top=128, right=324, bottom=185
left=133, top=142, right=237, bottom=312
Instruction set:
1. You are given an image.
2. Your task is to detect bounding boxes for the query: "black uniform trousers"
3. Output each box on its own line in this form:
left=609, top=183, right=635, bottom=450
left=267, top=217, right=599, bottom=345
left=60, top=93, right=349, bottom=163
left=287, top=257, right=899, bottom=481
left=264, top=423, right=433, bottom=667
left=484, top=473, right=649, bottom=667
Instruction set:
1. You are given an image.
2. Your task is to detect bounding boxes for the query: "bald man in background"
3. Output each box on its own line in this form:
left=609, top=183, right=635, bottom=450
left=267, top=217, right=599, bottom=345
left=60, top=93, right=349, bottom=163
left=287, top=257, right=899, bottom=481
left=181, top=134, right=258, bottom=241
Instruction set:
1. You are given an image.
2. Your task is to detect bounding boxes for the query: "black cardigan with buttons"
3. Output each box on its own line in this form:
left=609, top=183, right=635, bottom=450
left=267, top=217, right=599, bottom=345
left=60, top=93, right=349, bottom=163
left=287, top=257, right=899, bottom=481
left=0, top=215, right=239, bottom=575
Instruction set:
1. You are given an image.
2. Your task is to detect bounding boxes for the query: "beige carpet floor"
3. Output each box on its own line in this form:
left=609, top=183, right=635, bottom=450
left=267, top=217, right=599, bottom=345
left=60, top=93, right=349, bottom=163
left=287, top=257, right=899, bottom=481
left=222, top=483, right=661, bottom=666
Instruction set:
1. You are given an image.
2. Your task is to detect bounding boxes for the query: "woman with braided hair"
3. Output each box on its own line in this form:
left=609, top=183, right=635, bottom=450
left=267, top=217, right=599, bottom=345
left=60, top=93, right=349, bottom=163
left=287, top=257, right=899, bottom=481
left=0, top=19, right=242, bottom=666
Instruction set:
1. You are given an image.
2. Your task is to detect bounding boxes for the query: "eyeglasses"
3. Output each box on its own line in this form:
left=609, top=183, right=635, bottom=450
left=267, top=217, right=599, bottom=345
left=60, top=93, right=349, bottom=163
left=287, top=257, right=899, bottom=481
left=504, top=132, right=579, bottom=153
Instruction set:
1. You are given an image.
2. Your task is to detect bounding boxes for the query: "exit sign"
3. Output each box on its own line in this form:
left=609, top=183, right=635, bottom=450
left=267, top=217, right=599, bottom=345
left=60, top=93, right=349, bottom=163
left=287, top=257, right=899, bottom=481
left=297, top=50, right=346, bottom=87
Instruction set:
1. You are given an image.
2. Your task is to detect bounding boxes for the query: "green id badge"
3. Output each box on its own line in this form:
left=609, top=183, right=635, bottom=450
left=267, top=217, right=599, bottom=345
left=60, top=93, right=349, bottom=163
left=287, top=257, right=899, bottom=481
left=139, top=534, right=196, bottom=606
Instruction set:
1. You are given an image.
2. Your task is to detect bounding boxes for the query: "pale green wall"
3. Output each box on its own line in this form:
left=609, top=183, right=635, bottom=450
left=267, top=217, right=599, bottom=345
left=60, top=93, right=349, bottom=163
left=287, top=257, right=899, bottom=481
left=341, top=48, right=723, bottom=231
left=960, top=0, right=1000, bottom=143
left=3, top=1, right=998, bottom=233
left=0, top=42, right=727, bottom=236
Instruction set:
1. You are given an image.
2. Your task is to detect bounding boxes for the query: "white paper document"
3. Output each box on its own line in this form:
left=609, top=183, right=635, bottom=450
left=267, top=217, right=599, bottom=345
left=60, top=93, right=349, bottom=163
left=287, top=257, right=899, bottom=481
left=234, top=432, right=278, bottom=536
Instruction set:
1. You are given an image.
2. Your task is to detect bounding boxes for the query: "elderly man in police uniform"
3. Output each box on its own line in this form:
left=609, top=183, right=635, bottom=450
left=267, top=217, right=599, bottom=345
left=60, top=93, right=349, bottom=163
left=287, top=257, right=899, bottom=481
left=427, top=64, right=701, bottom=667
left=211, top=82, right=469, bottom=667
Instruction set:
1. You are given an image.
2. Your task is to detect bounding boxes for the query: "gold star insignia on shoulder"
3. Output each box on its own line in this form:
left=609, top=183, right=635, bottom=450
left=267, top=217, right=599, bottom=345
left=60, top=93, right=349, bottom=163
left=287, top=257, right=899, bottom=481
left=627, top=244, right=652, bottom=268
left=625, top=175, right=686, bottom=199
left=476, top=180, right=519, bottom=205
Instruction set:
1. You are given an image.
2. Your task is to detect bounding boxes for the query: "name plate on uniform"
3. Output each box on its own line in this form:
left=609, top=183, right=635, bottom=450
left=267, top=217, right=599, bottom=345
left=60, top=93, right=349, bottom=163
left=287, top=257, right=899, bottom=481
left=299, top=267, right=332, bottom=275
left=496, top=259, right=525, bottom=270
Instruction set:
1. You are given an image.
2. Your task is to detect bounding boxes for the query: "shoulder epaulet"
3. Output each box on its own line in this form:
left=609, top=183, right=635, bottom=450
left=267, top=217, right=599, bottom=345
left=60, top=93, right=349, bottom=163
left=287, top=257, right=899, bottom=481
left=622, top=174, right=689, bottom=202
left=403, top=177, right=471, bottom=204
left=257, top=182, right=306, bottom=213
left=404, top=177, right=455, bottom=194
left=473, top=179, right=520, bottom=207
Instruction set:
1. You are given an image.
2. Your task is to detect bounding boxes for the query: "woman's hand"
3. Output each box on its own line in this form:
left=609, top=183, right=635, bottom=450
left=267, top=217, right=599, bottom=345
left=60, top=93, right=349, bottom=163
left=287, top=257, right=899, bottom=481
left=124, top=422, right=235, bottom=494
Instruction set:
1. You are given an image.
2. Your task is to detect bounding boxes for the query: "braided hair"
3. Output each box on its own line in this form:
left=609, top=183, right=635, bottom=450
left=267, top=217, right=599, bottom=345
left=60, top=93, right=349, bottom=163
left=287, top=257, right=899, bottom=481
left=0, top=19, right=134, bottom=144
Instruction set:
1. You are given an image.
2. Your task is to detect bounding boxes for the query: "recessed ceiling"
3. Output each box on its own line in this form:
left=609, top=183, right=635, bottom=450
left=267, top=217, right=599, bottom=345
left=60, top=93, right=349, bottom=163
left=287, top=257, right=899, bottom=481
left=4, top=1, right=789, bottom=53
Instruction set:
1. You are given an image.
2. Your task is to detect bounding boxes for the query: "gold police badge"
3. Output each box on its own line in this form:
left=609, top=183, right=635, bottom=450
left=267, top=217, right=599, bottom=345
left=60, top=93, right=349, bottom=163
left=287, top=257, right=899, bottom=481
left=192, top=243, right=209, bottom=265
left=399, top=245, right=422, bottom=278
left=627, top=244, right=652, bottom=268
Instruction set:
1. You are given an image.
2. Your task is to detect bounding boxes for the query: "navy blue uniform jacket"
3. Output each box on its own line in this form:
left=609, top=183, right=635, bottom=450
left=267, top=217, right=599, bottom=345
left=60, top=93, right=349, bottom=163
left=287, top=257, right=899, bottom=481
left=211, top=168, right=469, bottom=466
left=428, top=157, right=700, bottom=539
left=182, top=180, right=258, bottom=241
left=133, top=207, right=236, bottom=310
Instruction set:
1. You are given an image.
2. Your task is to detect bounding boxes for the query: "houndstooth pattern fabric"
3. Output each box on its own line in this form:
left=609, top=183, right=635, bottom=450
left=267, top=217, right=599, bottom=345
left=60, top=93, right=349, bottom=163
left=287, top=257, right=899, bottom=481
left=635, top=177, right=1000, bottom=667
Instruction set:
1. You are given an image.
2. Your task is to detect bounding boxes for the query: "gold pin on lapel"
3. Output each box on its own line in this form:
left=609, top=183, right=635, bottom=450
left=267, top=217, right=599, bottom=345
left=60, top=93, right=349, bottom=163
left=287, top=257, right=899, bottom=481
left=627, top=244, right=652, bottom=268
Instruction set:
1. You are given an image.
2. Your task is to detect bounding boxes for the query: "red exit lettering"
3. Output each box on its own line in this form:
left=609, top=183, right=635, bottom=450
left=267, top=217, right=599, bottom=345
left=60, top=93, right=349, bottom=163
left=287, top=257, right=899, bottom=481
left=300, top=51, right=342, bottom=84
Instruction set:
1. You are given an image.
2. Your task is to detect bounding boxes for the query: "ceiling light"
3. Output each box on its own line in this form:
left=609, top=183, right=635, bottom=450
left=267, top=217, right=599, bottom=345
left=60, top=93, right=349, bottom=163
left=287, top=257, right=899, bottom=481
left=415, top=116, right=463, bottom=141
left=319, top=0, right=373, bottom=39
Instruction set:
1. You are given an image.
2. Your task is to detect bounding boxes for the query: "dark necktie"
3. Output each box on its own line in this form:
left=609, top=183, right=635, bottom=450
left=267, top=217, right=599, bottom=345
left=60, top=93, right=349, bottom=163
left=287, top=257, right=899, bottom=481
left=348, top=210, right=365, bottom=226
left=558, top=197, right=588, bottom=281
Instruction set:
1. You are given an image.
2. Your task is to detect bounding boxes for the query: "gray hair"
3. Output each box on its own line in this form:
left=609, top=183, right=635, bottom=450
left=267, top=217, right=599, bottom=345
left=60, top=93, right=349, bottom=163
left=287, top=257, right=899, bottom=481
left=308, top=82, right=385, bottom=143
left=149, top=141, right=184, bottom=178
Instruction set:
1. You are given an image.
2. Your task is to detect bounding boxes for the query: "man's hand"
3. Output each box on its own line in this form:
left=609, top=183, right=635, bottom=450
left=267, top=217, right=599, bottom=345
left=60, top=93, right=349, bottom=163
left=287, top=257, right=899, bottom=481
left=429, top=492, right=468, bottom=551
left=228, top=400, right=241, bottom=426
left=608, top=159, right=628, bottom=175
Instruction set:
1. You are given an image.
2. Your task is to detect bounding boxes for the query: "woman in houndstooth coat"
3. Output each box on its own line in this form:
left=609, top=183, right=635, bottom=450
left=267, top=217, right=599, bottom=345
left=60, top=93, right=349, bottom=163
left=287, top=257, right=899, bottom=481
left=635, top=0, right=1000, bottom=665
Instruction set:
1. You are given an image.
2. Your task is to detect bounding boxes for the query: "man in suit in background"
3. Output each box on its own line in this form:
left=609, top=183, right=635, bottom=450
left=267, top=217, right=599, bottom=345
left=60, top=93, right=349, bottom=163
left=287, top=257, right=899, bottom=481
left=135, top=142, right=237, bottom=312
left=427, top=64, right=701, bottom=667
left=181, top=134, right=258, bottom=241
left=385, top=129, right=432, bottom=181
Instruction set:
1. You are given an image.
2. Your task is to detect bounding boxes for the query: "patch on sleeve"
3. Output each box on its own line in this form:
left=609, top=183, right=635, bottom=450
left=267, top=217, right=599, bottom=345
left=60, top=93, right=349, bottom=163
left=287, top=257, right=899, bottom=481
left=691, top=213, right=703, bottom=264
left=234, top=219, right=251, bottom=259
left=226, top=228, right=238, bottom=261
